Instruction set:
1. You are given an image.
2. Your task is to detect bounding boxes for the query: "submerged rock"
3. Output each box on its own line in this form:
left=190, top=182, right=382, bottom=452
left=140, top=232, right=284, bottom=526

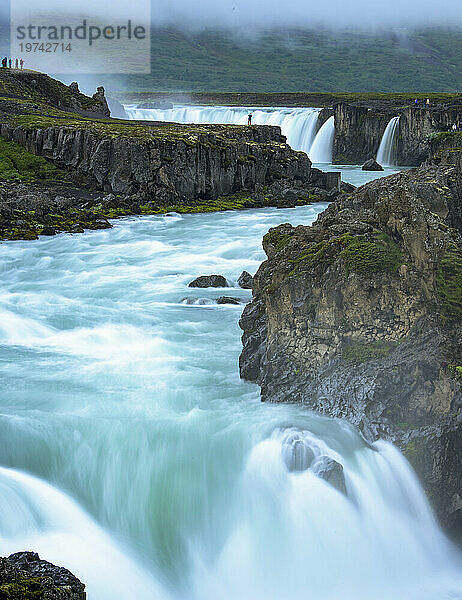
left=216, top=296, right=241, bottom=305
left=317, top=458, right=347, bottom=495
left=0, top=551, right=86, bottom=599
left=188, top=275, right=228, bottom=288
left=362, top=158, right=384, bottom=171
left=237, top=271, right=253, bottom=289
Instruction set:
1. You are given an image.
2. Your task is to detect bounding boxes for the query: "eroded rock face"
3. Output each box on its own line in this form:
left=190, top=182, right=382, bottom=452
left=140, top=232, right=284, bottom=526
left=239, top=150, right=462, bottom=530
left=333, top=102, right=392, bottom=165
left=332, top=101, right=462, bottom=166
left=0, top=552, right=86, bottom=599
left=0, top=123, right=340, bottom=205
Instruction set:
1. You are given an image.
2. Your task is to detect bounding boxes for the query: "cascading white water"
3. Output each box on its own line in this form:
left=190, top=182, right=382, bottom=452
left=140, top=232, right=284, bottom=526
left=307, top=115, right=335, bottom=163
left=377, top=116, right=400, bottom=166
left=125, top=104, right=321, bottom=156
left=1, top=205, right=461, bottom=599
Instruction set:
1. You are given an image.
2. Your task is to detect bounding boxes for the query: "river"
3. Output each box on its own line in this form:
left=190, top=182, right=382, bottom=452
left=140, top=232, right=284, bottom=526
left=1, top=201, right=461, bottom=599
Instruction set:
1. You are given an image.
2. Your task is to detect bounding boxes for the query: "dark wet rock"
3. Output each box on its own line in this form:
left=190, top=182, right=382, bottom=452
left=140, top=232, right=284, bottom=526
left=317, top=459, right=347, bottom=495
left=238, top=271, right=253, bottom=289
left=362, top=158, right=384, bottom=171
left=40, top=226, right=56, bottom=236
left=340, top=181, right=356, bottom=194
left=239, top=149, right=462, bottom=530
left=188, top=275, right=228, bottom=288
left=0, top=118, right=339, bottom=204
left=216, top=296, right=241, bottom=305
left=0, top=551, right=86, bottom=599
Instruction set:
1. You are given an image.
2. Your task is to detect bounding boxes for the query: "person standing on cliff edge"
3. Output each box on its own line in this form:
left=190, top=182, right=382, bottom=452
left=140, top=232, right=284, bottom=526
left=248, top=113, right=252, bottom=125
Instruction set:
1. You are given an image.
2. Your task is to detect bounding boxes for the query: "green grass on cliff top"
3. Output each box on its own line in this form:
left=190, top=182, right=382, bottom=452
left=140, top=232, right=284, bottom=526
left=0, top=70, right=101, bottom=111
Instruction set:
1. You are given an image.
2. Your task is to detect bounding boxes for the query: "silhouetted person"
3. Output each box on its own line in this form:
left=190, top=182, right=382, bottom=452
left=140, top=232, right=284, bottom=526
left=1, top=57, right=6, bottom=68
left=248, top=113, right=252, bottom=126
left=8, top=59, right=11, bottom=68
left=20, top=59, right=24, bottom=69
left=15, top=58, right=18, bottom=69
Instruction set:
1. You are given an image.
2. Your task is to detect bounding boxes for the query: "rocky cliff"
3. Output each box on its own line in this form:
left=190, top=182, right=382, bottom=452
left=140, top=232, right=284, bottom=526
left=332, top=100, right=462, bottom=166
left=332, top=102, right=393, bottom=164
left=0, top=70, right=109, bottom=118
left=239, top=149, right=462, bottom=535
left=0, top=121, right=338, bottom=204
left=0, top=71, right=342, bottom=241
left=0, top=551, right=86, bottom=599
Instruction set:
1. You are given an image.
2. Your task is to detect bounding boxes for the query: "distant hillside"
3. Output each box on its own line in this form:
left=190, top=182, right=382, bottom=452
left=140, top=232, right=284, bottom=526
left=2, top=23, right=462, bottom=93
left=121, top=26, right=462, bottom=93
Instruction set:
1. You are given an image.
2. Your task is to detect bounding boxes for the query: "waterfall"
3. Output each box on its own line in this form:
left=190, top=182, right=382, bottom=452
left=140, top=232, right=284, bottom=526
left=308, top=115, right=335, bottom=163
left=2, top=204, right=462, bottom=600
left=377, top=116, right=400, bottom=166
left=124, top=105, right=321, bottom=155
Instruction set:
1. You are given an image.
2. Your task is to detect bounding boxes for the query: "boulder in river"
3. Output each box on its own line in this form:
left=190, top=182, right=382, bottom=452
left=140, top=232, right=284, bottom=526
left=188, top=275, right=228, bottom=288
left=362, top=158, right=384, bottom=171
left=238, top=271, right=253, bottom=289
left=317, top=458, right=347, bottom=495
left=216, top=296, right=241, bottom=305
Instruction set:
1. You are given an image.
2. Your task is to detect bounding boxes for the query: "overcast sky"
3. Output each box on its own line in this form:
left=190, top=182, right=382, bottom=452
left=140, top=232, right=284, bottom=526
left=4, top=0, right=462, bottom=29
left=153, top=0, right=462, bottom=30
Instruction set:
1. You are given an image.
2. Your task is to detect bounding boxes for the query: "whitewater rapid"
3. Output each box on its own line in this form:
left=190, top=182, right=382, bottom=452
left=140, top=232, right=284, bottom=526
left=1, top=205, right=461, bottom=599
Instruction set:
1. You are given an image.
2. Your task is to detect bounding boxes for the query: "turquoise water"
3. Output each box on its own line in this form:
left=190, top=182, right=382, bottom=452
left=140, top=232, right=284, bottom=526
left=0, top=204, right=461, bottom=599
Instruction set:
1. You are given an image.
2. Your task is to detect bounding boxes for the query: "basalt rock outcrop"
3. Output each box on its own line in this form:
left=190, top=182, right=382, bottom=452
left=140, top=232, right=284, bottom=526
left=332, top=100, right=462, bottom=166
left=0, top=70, right=110, bottom=118
left=239, top=148, right=462, bottom=534
left=0, top=551, right=86, bottom=599
left=333, top=102, right=393, bottom=165
left=0, top=121, right=339, bottom=205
